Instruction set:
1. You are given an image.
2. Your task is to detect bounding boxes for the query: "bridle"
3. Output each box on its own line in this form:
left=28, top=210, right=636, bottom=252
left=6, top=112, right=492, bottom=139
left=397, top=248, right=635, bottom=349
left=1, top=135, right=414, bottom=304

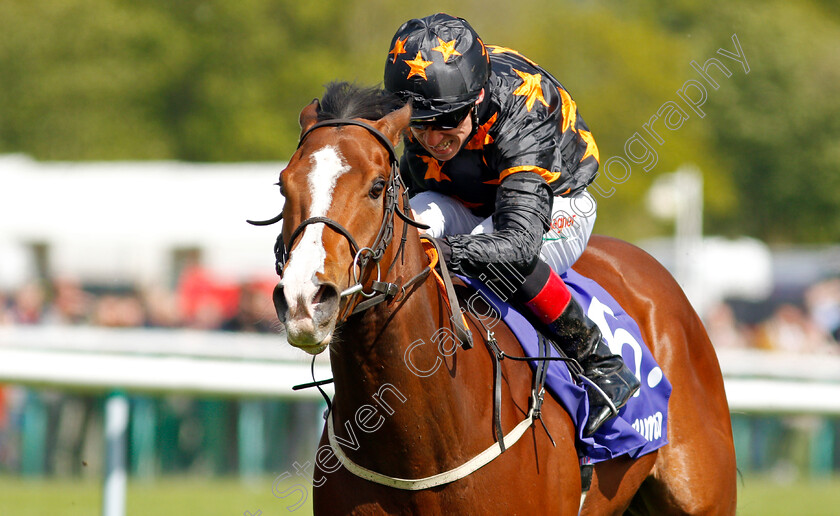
left=248, top=117, right=430, bottom=319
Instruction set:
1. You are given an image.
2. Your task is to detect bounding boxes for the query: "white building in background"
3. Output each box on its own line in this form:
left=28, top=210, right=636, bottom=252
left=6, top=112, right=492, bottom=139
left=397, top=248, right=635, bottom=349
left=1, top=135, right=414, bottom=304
left=644, top=167, right=776, bottom=318
left=637, top=236, right=775, bottom=318
left=0, top=154, right=286, bottom=289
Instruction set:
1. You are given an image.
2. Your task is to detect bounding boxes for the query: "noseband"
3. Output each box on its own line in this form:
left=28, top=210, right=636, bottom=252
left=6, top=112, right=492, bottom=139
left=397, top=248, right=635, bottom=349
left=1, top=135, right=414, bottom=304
left=248, top=117, right=428, bottom=315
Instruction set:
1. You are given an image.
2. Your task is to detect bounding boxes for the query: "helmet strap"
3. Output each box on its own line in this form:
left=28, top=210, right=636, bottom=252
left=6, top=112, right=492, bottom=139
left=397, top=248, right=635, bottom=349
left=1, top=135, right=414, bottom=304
left=467, top=104, right=481, bottom=142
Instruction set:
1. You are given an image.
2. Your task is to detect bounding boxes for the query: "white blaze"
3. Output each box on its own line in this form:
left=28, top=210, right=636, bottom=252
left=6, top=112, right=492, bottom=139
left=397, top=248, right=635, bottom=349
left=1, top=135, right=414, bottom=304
left=282, top=146, right=350, bottom=305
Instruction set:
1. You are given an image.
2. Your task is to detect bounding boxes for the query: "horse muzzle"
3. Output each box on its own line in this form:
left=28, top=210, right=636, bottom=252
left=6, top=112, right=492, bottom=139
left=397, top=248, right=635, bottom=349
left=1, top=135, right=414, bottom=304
left=273, top=280, right=340, bottom=354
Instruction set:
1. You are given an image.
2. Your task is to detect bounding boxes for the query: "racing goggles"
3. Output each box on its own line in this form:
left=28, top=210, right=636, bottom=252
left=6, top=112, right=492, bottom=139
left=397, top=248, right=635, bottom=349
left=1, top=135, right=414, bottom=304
left=410, top=104, right=473, bottom=130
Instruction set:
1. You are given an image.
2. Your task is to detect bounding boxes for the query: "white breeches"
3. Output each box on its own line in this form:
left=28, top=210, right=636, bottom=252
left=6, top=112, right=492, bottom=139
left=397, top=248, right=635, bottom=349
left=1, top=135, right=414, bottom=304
left=411, top=189, right=597, bottom=274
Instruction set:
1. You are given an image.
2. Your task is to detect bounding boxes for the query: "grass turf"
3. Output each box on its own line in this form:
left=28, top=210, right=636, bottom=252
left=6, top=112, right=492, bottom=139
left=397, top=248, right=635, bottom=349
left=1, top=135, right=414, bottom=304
left=0, top=476, right=311, bottom=516
left=1, top=475, right=839, bottom=515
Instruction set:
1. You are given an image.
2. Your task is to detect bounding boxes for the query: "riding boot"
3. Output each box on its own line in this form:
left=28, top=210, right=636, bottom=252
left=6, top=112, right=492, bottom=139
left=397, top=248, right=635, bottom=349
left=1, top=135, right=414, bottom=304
left=544, top=297, right=641, bottom=436
left=518, top=263, right=640, bottom=437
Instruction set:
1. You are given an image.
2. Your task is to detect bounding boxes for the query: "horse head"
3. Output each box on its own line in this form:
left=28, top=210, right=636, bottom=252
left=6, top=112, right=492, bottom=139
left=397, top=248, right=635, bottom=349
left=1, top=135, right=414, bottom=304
left=273, top=90, right=411, bottom=354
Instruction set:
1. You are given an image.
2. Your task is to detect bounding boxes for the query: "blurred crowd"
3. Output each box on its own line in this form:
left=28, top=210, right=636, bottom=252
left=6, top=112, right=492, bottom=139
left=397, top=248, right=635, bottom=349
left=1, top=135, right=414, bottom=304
left=3, top=265, right=839, bottom=356
left=704, top=277, right=840, bottom=478
left=0, top=263, right=279, bottom=333
left=705, top=277, right=840, bottom=354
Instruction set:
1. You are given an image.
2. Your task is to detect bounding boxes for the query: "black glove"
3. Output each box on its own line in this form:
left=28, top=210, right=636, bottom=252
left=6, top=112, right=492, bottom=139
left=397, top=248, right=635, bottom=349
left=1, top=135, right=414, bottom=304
left=446, top=172, right=552, bottom=278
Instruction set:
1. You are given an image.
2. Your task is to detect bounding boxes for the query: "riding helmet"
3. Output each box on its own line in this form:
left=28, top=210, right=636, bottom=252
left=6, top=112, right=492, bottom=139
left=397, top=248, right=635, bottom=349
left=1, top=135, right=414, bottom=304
left=384, top=13, right=490, bottom=122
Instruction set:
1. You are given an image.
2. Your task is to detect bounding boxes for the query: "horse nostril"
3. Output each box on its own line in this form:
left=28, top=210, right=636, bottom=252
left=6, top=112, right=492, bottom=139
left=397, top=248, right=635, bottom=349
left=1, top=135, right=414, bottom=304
left=313, top=284, right=340, bottom=322
left=273, top=283, right=288, bottom=323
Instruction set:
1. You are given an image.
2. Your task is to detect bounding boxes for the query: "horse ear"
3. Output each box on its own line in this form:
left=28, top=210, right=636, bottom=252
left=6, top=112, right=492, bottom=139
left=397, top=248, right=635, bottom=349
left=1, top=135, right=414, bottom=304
left=299, top=99, right=320, bottom=136
left=373, top=104, right=412, bottom=148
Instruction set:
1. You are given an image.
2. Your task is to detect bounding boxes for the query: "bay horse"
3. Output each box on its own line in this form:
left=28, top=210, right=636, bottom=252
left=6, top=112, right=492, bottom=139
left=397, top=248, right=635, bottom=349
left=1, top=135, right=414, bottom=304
left=267, top=83, right=736, bottom=515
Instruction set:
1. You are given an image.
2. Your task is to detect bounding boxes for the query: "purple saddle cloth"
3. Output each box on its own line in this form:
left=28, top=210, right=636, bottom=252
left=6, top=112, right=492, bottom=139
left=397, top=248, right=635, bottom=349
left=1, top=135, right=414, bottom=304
left=459, top=269, right=671, bottom=463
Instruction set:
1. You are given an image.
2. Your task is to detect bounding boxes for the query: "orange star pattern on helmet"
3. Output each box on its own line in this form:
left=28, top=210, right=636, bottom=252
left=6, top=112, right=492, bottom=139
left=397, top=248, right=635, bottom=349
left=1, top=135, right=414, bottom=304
left=389, top=37, right=407, bottom=63
left=405, top=51, right=433, bottom=80
left=579, top=129, right=600, bottom=163
left=432, top=37, right=461, bottom=63
left=512, top=69, right=549, bottom=112
left=420, top=156, right=451, bottom=182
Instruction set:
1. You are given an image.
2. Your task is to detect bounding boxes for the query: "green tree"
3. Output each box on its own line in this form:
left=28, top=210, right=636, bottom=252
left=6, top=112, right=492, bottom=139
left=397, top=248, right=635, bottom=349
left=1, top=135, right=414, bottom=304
left=704, top=1, right=840, bottom=242
left=1, top=0, right=837, bottom=243
left=604, top=0, right=840, bottom=242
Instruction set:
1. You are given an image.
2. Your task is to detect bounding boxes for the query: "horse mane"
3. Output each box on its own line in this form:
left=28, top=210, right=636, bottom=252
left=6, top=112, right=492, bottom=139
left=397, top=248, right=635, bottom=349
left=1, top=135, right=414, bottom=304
left=317, top=81, right=404, bottom=122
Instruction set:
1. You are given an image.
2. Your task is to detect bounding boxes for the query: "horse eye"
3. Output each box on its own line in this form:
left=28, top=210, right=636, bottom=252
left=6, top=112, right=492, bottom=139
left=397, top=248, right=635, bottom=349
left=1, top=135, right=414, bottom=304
left=369, top=179, right=386, bottom=199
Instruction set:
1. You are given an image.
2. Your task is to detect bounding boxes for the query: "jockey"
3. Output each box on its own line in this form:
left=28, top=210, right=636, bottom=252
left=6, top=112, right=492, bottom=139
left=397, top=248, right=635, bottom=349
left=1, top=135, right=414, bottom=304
left=384, top=13, right=639, bottom=436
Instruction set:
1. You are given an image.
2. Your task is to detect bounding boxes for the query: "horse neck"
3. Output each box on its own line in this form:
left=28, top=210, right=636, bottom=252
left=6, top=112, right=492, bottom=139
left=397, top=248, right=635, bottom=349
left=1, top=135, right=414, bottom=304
left=327, top=227, right=486, bottom=471
left=330, top=228, right=446, bottom=404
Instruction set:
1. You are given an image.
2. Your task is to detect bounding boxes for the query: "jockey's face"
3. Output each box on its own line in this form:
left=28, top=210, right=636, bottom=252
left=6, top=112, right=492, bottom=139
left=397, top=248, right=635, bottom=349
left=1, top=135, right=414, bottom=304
left=409, top=89, right=484, bottom=162
left=409, top=111, right=473, bottom=161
